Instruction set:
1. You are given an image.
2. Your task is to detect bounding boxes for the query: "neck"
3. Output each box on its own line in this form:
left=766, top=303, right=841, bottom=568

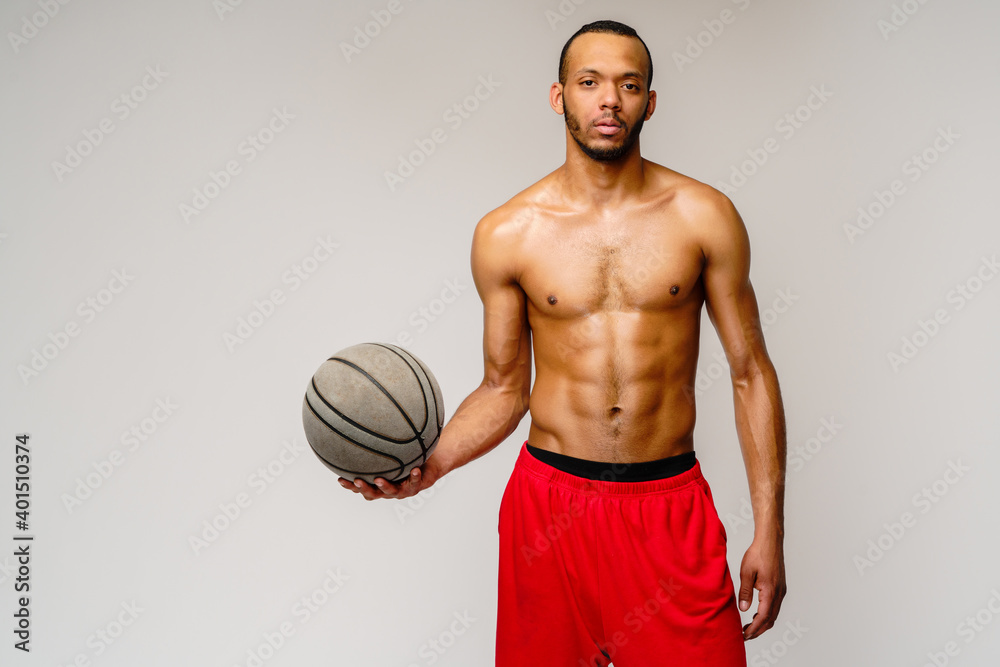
left=561, top=139, right=647, bottom=208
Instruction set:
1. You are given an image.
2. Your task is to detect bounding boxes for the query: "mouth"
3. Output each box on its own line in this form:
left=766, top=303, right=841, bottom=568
left=594, top=119, right=622, bottom=136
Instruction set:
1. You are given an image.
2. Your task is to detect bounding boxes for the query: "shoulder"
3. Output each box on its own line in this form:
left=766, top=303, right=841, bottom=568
left=476, top=171, right=561, bottom=237
left=472, top=170, right=561, bottom=260
left=471, top=170, right=560, bottom=289
left=645, top=162, right=748, bottom=258
left=644, top=161, right=740, bottom=226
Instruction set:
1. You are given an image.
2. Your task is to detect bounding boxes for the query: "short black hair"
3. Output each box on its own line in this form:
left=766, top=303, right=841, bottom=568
left=558, top=20, right=653, bottom=89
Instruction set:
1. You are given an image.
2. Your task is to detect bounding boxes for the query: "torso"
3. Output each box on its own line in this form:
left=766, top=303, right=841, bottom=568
left=503, top=161, right=710, bottom=463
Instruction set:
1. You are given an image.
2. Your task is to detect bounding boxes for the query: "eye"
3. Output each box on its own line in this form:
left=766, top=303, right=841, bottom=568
left=581, top=80, right=596, bottom=86
left=623, top=83, right=639, bottom=91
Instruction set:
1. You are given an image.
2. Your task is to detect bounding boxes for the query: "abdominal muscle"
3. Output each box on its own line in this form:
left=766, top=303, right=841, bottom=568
left=526, top=306, right=702, bottom=464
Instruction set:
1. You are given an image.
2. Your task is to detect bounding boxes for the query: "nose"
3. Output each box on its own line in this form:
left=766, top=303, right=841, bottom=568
left=599, top=85, right=621, bottom=111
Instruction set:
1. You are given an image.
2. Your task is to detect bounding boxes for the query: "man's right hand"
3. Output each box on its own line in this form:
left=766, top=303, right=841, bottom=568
left=337, top=458, right=442, bottom=501
left=337, top=204, right=532, bottom=503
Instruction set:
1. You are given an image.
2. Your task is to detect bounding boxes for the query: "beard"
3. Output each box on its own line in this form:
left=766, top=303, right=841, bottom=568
left=564, top=98, right=646, bottom=162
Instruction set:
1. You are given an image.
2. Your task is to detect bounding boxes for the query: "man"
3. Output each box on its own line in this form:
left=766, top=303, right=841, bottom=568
left=339, top=20, right=786, bottom=666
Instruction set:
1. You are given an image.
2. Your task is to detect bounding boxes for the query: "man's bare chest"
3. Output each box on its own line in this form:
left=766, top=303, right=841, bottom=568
left=515, top=216, right=705, bottom=316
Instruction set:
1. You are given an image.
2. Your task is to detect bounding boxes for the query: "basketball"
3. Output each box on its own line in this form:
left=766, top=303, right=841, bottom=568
left=302, top=343, right=445, bottom=484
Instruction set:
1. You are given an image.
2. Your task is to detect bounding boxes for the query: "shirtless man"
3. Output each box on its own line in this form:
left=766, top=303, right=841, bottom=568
left=339, top=20, right=786, bottom=666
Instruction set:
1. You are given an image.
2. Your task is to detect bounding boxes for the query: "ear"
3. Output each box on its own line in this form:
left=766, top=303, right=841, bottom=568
left=644, top=89, right=657, bottom=120
left=550, top=82, right=565, bottom=115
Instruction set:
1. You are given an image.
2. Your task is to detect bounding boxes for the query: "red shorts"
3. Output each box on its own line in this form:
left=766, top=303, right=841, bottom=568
left=496, top=441, right=746, bottom=666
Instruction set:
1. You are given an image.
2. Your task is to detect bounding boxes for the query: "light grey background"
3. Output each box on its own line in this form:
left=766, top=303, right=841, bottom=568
left=2, top=0, right=998, bottom=665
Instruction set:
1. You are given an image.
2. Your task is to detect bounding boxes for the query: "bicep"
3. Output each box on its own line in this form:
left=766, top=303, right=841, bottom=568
left=700, top=196, right=767, bottom=379
left=471, top=219, right=532, bottom=394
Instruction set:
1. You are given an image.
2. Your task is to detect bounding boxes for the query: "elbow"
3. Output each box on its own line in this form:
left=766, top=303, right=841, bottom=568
left=484, top=357, right=532, bottom=411
left=729, top=351, right=773, bottom=388
left=482, top=374, right=531, bottom=422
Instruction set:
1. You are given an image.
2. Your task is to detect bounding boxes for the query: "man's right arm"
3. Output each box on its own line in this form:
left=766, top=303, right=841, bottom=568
left=338, top=209, right=532, bottom=500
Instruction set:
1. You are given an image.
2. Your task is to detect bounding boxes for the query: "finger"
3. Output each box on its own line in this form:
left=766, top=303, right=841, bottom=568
left=770, top=581, right=786, bottom=621
left=738, top=567, right=757, bottom=613
left=353, top=479, right=385, bottom=501
left=373, top=477, right=401, bottom=497
left=400, top=468, right=422, bottom=493
left=338, top=477, right=360, bottom=493
left=743, top=586, right=774, bottom=640
left=376, top=469, right=422, bottom=498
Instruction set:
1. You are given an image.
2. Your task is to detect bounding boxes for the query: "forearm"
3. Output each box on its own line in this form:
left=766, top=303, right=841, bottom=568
left=428, top=380, right=528, bottom=479
left=732, top=361, right=787, bottom=541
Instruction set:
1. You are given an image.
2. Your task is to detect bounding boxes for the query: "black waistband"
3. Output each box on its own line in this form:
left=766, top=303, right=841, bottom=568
left=525, top=443, right=696, bottom=482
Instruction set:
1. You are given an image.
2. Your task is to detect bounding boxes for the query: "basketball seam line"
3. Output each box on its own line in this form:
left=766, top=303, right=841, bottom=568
left=307, top=343, right=442, bottom=481
left=398, top=344, right=443, bottom=430
left=329, top=356, right=424, bottom=447
left=309, top=375, right=417, bottom=445
left=305, top=388, right=406, bottom=471
left=309, top=444, right=430, bottom=481
left=372, top=343, right=432, bottom=434
left=371, top=343, right=435, bottom=456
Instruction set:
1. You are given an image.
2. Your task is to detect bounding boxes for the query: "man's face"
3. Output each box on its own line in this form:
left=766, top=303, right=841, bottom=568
left=558, top=32, right=653, bottom=162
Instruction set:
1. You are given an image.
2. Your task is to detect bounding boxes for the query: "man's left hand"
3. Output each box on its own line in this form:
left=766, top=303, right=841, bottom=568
left=738, top=535, right=786, bottom=640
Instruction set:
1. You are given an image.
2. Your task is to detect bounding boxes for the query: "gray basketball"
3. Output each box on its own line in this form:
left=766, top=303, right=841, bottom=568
left=302, top=343, right=444, bottom=484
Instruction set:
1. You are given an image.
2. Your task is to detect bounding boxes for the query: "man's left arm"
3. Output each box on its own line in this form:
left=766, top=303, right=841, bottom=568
left=696, top=188, right=787, bottom=641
